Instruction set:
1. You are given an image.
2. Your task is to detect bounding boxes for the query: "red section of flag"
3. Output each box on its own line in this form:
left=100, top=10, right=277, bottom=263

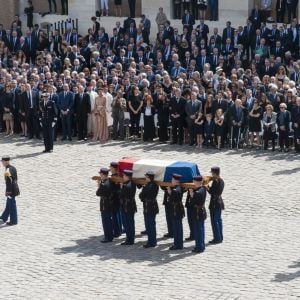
left=118, top=157, right=140, bottom=175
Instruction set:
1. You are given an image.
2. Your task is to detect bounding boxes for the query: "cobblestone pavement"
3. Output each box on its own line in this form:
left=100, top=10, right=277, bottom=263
left=0, top=135, right=299, bottom=299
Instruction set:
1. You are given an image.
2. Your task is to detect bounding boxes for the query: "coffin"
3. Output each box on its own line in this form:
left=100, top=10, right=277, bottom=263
left=118, top=157, right=200, bottom=183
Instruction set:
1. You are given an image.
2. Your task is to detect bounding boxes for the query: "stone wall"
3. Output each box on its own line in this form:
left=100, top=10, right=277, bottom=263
left=0, top=0, right=18, bottom=28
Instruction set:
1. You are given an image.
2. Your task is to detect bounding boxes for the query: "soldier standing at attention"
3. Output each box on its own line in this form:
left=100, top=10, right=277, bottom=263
left=189, top=176, right=207, bottom=253
left=96, top=168, right=114, bottom=243
left=0, top=156, right=19, bottom=226
left=207, top=166, right=225, bottom=244
left=39, top=92, right=57, bottom=153
left=120, top=170, right=137, bottom=245
left=109, top=162, right=122, bottom=237
left=167, top=174, right=185, bottom=250
left=139, top=171, right=159, bottom=248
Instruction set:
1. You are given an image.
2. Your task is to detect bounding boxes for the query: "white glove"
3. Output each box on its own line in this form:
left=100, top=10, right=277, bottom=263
left=52, top=122, right=55, bottom=128
left=40, top=122, right=42, bottom=127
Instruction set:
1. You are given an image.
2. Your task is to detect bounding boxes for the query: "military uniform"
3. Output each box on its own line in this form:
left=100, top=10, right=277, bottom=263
left=110, top=172, right=122, bottom=237
left=185, top=191, right=195, bottom=241
left=120, top=170, right=137, bottom=245
left=162, top=187, right=173, bottom=238
left=208, top=167, right=225, bottom=244
left=139, top=172, right=159, bottom=247
left=0, top=157, right=19, bottom=226
left=190, top=177, right=207, bottom=253
left=168, top=174, right=185, bottom=250
left=39, top=93, right=57, bottom=153
left=96, top=168, right=114, bottom=242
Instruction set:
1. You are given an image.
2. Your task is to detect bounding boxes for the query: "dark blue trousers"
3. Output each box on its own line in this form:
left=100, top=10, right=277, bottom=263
left=120, top=208, right=126, bottom=233
left=172, top=217, right=183, bottom=249
left=194, top=219, right=205, bottom=251
left=42, top=122, right=54, bottom=151
left=145, top=214, right=157, bottom=246
left=165, top=204, right=173, bottom=237
left=61, top=113, right=72, bottom=139
left=101, top=211, right=113, bottom=241
left=122, top=210, right=135, bottom=244
left=210, top=208, right=223, bottom=242
left=112, top=210, right=122, bottom=237
left=1, top=197, right=18, bottom=224
left=186, top=207, right=194, bottom=239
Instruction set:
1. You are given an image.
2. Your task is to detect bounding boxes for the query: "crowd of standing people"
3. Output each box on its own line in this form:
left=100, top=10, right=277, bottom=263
left=0, top=6, right=299, bottom=153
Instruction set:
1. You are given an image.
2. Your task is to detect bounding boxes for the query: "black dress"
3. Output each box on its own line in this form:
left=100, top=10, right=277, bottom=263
left=25, top=5, right=34, bottom=28
left=249, top=107, right=262, bottom=132
left=143, top=106, right=156, bottom=141
left=156, top=99, right=170, bottom=142
left=195, top=115, right=205, bottom=135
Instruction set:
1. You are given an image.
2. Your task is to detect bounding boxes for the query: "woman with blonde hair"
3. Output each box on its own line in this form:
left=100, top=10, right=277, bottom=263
left=262, top=104, right=277, bottom=151
left=214, top=108, right=225, bottom=149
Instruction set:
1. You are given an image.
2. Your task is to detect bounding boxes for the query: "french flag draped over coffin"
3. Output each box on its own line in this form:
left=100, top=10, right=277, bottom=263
left=118, top=157, right=200, bottom=183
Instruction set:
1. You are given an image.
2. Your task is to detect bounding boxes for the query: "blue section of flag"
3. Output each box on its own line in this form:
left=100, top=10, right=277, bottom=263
left=163, top=161, right=200, bottom=183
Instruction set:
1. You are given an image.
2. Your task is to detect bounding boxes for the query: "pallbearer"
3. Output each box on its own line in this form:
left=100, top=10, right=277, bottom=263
left=120, top=170, right=137, bottom=245
left=162, top=186, right=173, bottom=238
left=189, top=176, right=207, bottom=253
left=167, top=174, right=185, bottom=250
left=96, top=168, right=114, bottom=243
left=139, top=171, right=159, bottom=248
left=109, top=161, right=122, bottom=237
left=185, top=188, right=195, bottom=241
left=207, top=166, right=225, bottom=244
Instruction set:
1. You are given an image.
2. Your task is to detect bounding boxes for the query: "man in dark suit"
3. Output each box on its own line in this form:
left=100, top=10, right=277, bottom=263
left=196, top=19, right=209, bottom=43
left=70, top=29, right=80, bottom=46
left=8, top=31, right=19, bottom=53
left=276, top=103, right=291, bottom=151
left=209, top=27, right=222, bottom=46
left=261, top=59, right=276, bottom=77
left=169, top=88, right=186, bottom=145
left=270, top=40, right=284, bottom=59
left=230, top=99, right=245, bottom=148
left=23, top=83, right=40, bottom=139
left=211, top=91, right=229, bottom=117
left=57, top=83, right=74, bottom=141
left=0, top=24, right=6, bottom=41
left=249, top=3, right=263, bottom=29
left=291, top=97, right=300, bottom=152
left=163, top=21, right=174, bottom=40
left=74, top=85, right=91, bottom=141
left=182, top=9, right=195, bottom=33
left=276, top=0, right=286, bottom=22
left=110, top=29, right=120, bottom=50
left=222, top=21, right=235, bottom=46
left=39, top=92, right=57, bottom=153
left=185, top=91, right=202, bottom=146
left=243, top=19, right=255, bottom=58
left=127, top=22, right=137, bottom=41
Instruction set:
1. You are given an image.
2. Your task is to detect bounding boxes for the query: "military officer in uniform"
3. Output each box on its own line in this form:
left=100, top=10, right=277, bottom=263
left=162, top=186, right=173, bottom=238
left=120, top=170, right=137, bottom=245
left=167, top=173, right=185, bottom=250
left=109, top=161, right=122, bottom=237
left=185, top=187, right=195, bottom=241
left=189, top=176, right=207, bottom=253
left=96, top=167, right=114, bottom=243
left=0, top=156, right=19, bottom=226
left=207, top=166, right=225, bottom=244
left=39, top=92, right=57, bottom=153
left=139, top=171, right=159, bottom=248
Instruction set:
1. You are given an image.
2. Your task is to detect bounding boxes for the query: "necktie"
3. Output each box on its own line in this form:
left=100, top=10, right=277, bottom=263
left=64, top=92, right=66, bottom=98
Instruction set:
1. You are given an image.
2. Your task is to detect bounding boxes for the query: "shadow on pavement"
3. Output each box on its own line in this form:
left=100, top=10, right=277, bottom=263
left=54, top=235, right=197, bottom=266
left=272, top=167, right=300, bottom=176
left=273, top=260, right=300, bottom=282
